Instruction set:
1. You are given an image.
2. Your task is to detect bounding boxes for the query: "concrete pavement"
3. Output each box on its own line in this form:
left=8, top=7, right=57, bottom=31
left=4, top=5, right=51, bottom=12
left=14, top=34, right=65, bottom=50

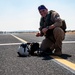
left=0, top=33, right=75, bottom=75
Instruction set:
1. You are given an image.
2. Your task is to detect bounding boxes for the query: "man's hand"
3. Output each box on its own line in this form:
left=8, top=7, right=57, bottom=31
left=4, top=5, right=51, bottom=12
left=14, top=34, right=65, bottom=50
left=38, top=25, right=55, bottom=36
left=49, top=25, right=55, bottom=29
left=36, top=32, right=42, bottom=37
left=42, top=28, right=48, bottom=34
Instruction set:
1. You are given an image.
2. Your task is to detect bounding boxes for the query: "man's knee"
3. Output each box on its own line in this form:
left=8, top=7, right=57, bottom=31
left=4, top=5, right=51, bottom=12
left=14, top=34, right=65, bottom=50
left=40, top=38, right=54, bottom=50
left=53, top=27, right=65, bottom=40
left=53, top=27, right=64, bottom=34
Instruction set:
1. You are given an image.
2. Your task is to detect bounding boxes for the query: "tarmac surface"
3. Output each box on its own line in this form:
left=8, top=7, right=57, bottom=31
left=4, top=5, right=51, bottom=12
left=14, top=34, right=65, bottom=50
left=0, top=32, right=75, bottom=75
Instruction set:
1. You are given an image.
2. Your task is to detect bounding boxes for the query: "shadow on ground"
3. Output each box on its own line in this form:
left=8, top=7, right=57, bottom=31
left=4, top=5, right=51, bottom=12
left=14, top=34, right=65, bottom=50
left=17, top=53, right=72, bottom=61
left=41, top=54, right=72, bottom=60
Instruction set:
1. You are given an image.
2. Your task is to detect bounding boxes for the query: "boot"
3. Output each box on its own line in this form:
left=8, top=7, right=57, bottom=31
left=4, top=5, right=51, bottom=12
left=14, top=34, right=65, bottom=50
left=54, top=49, right=62, bottom=56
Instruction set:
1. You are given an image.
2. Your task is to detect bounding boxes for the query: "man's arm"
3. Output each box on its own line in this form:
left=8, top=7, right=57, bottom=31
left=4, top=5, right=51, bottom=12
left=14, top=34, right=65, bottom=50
left=48, top=11, right=62, bottom=29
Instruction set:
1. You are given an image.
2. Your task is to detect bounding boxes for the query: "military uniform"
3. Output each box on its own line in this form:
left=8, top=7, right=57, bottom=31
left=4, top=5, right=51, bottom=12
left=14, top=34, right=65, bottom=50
left=39, top=10, right=65, bottom=55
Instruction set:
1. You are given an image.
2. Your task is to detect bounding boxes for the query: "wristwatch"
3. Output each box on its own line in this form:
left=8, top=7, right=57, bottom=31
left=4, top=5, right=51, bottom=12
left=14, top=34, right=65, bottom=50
left=46, top=26, right=49, bottom=29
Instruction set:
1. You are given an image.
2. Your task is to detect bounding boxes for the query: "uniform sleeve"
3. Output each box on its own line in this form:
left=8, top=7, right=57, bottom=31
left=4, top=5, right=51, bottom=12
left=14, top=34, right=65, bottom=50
left=39, top=17, right=45, bottom=31
left=51, top=11, right=62, bottom=27
left=39, top=18, right=44, bottom=36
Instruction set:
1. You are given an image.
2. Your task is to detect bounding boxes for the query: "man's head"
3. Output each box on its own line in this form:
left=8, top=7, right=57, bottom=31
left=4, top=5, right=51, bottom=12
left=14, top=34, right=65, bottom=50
left=38, top=5, right=48, bottom=17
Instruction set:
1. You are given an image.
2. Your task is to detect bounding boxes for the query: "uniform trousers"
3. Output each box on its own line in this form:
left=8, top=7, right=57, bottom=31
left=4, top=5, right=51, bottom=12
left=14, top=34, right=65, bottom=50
left=40, top=27, right=65, bottom=53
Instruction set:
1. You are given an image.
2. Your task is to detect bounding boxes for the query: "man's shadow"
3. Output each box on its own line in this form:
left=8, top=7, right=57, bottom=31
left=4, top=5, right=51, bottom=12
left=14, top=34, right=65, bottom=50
left=17, top=52, right=72, bottom=60
left=59, top=54, right=72, bottom=59
left=41, top=54, right=72, bottom=60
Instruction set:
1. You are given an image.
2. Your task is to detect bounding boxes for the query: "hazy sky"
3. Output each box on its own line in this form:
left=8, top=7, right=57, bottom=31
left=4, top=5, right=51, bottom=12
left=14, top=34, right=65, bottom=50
left=0, top=0, right=75, bottom=31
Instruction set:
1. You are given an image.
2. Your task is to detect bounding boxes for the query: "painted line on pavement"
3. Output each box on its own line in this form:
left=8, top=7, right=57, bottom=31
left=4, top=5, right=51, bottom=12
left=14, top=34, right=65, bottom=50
left=0, top=43, right=21, bottom=46
left=63, top=41, right=75, bottom=43
left=51, top=56, right=75, bottom=73
left=11, top=34, right=27, bottom=43
left=39, top=41, right=75, bottom=44
left=11, top=34, right=75, bottom=72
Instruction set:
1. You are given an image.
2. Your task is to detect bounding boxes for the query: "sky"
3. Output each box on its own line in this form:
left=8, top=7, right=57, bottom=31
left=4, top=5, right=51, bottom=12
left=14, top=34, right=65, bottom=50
left=0, top=0, right=75, bottom=31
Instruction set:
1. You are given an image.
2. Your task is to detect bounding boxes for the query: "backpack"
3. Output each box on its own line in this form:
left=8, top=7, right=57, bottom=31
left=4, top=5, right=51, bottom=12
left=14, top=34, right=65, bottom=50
left=30, top=42, right=39, bottom=55
left=61, top=20, right=67, bottom=32
left=49, top=10, right=67, bottom=32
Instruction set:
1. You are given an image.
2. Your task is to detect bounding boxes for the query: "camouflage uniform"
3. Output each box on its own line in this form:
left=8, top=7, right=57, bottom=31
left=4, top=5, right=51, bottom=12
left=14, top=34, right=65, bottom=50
left=39, top=10, right=65, bottom=55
